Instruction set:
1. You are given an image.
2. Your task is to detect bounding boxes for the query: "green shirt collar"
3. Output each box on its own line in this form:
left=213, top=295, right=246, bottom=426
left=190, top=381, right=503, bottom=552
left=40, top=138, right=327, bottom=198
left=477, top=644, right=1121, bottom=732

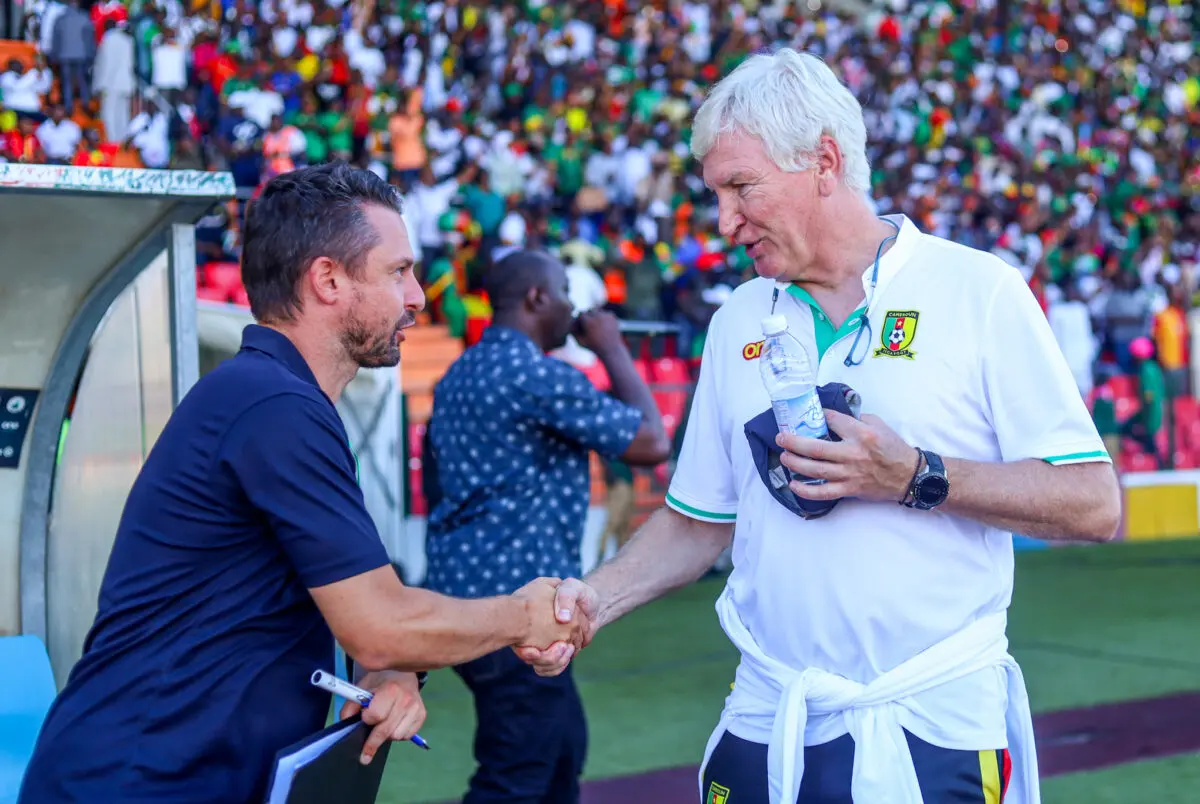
left=783, top=284, right=866, bottom=361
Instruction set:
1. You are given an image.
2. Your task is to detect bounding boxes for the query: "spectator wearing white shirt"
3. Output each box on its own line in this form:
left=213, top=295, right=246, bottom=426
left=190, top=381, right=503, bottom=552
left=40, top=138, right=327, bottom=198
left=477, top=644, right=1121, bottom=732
left=482, top=127, right=535, bottom=198
left=583, top=138, right=620, bottom=202
left=271, top=24, right=300, bottom=59
left=0, top=58, right=53, bottom=120
left=410, top=161, right=475, bottom=266
left=127, top=98, right=171, bottom=169
left=552, top=222, right=610, bottom=369
left=491, top=211, right=528, bottom=264
left=344, top=29, right=387, bottom=88
left=151, top=29, right=189, bottom=102
left=34, top=0, right=67, bottom=56
left=226, top=84, right=286, bottom=131
left=1049, top=282, right=1098, bottom=397
left=92, top=20, right=136, bottom=141
left=35, top=104, right=82, bottom=163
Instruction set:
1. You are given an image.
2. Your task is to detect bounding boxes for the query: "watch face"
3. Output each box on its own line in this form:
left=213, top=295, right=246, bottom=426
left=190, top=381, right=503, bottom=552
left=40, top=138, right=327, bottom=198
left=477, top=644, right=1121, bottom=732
left=917, top=475, right=950, bottom=506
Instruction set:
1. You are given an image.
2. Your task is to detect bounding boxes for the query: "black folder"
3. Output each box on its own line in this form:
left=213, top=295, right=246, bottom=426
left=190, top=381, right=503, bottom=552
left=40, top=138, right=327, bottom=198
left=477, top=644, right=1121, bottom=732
left=263, top=714, right=392, bottom=804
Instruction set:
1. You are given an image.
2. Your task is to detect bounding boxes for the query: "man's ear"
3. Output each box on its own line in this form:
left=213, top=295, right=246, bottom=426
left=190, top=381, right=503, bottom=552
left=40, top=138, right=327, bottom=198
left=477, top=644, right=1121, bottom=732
left=816, top=135, right=843, bottom=196
left=525, top=284, right=545, bottom=312
left=308, top=256, right=341, bottom=306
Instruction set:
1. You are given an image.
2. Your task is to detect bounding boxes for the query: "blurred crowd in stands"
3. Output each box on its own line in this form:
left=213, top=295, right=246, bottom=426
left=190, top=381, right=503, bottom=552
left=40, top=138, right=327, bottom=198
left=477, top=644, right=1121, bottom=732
left=2, top=0, right=1198, bottom=467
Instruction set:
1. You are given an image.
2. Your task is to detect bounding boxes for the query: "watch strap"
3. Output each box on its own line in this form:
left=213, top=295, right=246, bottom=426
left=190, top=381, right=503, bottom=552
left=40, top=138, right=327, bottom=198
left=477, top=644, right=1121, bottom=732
left=900, top=449, right=924, bottom=507
left=923, top=450, right=946, bottom=479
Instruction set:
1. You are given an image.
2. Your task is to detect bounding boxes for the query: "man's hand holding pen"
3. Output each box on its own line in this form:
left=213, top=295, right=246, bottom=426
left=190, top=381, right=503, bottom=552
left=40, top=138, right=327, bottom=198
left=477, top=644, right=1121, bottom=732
left=340, top=671, right=427, bottom=766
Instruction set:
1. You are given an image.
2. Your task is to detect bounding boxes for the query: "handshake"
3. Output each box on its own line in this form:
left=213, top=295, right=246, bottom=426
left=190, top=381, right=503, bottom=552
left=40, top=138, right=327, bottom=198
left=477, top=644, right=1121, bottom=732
left=510, top=577, right=600, bottom=677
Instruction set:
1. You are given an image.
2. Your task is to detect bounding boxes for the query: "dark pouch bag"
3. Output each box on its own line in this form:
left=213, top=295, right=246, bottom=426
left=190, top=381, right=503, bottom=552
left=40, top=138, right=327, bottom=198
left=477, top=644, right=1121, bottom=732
left=743, top=382, right=863, bottom=520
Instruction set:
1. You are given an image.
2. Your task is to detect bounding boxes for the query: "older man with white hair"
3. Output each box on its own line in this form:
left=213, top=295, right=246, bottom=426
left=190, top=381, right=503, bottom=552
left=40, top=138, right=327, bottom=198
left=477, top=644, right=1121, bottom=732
left=518, top=49, right=1122, bottom=804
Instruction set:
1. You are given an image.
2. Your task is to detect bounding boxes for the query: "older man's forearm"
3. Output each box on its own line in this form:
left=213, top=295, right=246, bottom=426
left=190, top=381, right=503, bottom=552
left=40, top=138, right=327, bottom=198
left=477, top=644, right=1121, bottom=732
left=588, top=507, right=734, bottom=629
left=941, top=458, right=1121, bottom=542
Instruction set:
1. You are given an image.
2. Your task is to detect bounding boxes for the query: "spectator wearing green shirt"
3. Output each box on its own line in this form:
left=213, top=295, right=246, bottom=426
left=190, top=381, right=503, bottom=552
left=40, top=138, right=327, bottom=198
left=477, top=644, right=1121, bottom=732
left=219, top=62, right=257, bottom=102
left=321, top=98, right=354, bottom=163
left=285, top=95, right=331, bottom=166
left=1121, top=336, right=1166, bottom=467
left=461, top=170, right=506, bottom=238
left=461, top=170, right=507, bottom=266
left=1090, top=375, right=1120, bottom=465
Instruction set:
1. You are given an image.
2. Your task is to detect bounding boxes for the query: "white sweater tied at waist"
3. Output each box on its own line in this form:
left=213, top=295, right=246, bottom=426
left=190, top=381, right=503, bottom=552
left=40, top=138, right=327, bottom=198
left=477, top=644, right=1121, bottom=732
left=699, top=588, right=1041, bottom=804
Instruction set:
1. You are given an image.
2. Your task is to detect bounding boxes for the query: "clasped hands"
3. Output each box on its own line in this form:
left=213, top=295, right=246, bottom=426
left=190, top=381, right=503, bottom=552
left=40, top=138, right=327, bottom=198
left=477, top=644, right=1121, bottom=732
left=511, top=577, right=600, bottom=677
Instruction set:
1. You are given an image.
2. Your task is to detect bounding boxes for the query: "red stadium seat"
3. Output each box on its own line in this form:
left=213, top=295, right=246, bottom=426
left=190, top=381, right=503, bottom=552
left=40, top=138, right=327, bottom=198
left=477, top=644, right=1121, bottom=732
left=407, top=423, right=427, bottom=516
left=1172, top=451, right=1196, bottom=470
left=633, top=358, right=652, bottom=385
left=1174, top=396, right=1199, bottom=426
left=1173, top=421, right=1191, bottom=451
left=579, top=360, right=611, bottom=392
left=1108, top=374, right=1137, bottom=400
left=232, top=286, right=250, bottom=307
left=653, top=357, right=691, bottom=385
left=408, top=479, right=426, bottom=515
left=652, top=390, right=686, bottom=438
left=1121, top=451, right=1157, bottom=473
left=203, top=261, right=243, bottom=295
left=195, top=285, right=227, bottom=303
left=408, top=423, right=426, bottom=455
left=652, top=356, right=692, bottom=438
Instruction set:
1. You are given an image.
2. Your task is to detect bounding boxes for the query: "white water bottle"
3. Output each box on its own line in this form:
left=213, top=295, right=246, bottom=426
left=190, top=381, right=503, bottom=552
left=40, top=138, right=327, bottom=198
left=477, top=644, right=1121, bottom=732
left=759, top=315, right=828, bottom=440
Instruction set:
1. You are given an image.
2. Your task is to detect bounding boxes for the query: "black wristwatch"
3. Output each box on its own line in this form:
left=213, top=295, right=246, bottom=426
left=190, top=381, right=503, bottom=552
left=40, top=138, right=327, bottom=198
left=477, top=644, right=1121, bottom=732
left=902, top=449, right=950, bottom=510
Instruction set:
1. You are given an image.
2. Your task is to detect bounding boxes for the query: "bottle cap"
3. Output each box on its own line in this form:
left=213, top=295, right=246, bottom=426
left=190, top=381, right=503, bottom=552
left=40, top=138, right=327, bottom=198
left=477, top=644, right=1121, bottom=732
left=761, top=314, right=788, bottom=336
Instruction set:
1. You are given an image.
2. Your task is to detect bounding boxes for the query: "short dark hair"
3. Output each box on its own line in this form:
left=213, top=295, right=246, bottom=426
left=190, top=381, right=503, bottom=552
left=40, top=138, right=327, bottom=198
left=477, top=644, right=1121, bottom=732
left=241, top=163, right=402, bottom=323
left=484, top=250, right=559, bottom=313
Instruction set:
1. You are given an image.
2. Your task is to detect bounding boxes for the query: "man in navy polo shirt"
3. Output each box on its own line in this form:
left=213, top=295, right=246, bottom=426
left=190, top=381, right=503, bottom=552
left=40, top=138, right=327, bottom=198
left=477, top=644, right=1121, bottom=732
left=19, top=164, right=586, bottom=804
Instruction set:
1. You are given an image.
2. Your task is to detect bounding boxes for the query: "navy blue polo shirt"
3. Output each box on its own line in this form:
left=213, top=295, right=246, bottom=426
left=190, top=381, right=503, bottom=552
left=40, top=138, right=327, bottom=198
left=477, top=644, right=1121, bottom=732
left=424, top=326, right=642, bottom=598
left=20, top=326, right=389, bottom=804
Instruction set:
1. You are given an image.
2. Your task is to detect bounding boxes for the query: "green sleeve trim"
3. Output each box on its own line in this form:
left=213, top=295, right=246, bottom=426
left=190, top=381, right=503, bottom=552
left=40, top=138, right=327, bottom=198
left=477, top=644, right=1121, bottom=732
left=665, top=492, right=737, bottom=521
left=1043, top=450, right=1112, bottom=465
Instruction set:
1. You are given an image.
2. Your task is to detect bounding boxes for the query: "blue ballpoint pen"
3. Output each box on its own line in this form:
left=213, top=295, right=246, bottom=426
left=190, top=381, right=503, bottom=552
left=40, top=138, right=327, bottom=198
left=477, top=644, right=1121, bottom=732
left=311, top=670, right=431, bottom=750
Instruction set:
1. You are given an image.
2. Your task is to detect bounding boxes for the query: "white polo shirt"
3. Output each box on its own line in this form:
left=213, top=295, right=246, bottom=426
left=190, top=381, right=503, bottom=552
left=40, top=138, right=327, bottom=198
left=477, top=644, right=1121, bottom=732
left=36, top=119, right=82, bottom=161
left=668, top=215, right=1109, bottom=752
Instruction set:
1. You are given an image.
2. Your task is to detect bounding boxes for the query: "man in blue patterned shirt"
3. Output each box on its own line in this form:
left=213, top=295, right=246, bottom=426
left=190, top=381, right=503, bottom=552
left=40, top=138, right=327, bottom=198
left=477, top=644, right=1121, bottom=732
left=425, top=249, right=669, bottom=803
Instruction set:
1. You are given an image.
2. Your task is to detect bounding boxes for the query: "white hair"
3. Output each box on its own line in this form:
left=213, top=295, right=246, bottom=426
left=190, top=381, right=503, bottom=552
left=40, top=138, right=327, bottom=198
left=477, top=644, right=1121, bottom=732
left=691, top=49, right=872, bottom=192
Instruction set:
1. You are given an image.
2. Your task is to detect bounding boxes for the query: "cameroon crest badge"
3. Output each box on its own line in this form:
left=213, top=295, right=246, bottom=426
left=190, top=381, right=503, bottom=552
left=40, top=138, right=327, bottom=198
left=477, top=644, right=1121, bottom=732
left=706, top=782, right=730, bottom=804
left=874, top=310, right=919, bottom=359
